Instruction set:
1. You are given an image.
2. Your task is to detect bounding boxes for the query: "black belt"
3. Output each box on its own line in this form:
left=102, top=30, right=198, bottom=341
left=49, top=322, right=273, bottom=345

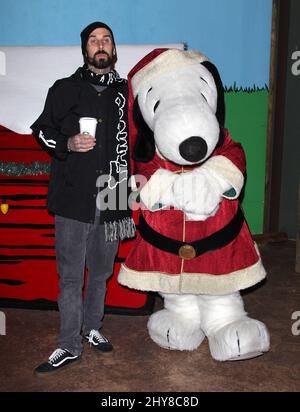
left=139, top=207, right=244, bottom=260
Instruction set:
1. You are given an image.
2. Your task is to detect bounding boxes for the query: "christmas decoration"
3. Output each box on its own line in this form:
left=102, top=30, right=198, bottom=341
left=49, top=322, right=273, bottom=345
left=0, top=161, right=50, bottom=176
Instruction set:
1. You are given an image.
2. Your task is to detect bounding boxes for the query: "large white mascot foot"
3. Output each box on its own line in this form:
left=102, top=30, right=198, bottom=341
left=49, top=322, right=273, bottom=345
left=148, top=294, right=205, bottom=351
left=199, top=293, right=270, bottom=361
left=207, top=318, right=270, bottom=361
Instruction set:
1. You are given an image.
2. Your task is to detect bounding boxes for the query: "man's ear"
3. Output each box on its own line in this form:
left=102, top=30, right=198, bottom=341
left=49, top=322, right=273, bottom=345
left=132, top=97, right=156, bottom=163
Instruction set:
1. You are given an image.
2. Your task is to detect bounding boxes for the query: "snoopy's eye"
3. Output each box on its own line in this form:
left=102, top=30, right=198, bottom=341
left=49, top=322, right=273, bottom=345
left=200, top=76, right=208, bottom=84
left=201, top=93, right=208, bottom=103
left=153, top=100, right=160, bottom=113
left=147, top=87, right=152, bottom=94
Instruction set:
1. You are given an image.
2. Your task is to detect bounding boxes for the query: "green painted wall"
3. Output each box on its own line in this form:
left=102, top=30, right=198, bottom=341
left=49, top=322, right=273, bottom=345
left=225, top=89, right=269, bottom=234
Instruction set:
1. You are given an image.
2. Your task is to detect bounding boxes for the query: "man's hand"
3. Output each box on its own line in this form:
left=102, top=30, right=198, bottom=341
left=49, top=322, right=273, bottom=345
left=67, top=134, right=96, bottom=152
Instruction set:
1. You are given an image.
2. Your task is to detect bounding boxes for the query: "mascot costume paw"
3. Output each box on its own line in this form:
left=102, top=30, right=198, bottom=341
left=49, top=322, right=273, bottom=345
left=118, top=48, right=270, bottom=361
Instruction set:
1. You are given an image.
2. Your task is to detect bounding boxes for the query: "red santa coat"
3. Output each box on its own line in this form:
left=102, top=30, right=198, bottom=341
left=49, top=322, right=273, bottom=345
left=118, top=130, right=266, bottom=295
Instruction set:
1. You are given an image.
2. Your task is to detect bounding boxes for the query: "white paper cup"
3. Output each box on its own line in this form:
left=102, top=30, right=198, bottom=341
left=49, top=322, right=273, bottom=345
left=79, top=117, right=97, bottom=137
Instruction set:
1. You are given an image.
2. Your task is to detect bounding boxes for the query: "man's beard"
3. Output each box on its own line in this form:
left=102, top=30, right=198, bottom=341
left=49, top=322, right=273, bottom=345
left=87, top=51, right=113, bottom=70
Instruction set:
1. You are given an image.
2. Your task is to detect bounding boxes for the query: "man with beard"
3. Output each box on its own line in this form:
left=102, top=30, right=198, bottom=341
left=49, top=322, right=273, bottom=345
left=31, top=22, right=134, bottom=376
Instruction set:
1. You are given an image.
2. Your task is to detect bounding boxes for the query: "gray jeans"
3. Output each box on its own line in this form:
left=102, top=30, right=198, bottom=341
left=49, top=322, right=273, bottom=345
left=55, top=215, right=119, bottom=356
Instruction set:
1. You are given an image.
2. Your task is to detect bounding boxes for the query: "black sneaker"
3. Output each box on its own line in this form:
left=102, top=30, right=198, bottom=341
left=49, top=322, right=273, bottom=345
left=34, top=348, right=80, bottom=376
left=84, top=329, right=113, bottom=352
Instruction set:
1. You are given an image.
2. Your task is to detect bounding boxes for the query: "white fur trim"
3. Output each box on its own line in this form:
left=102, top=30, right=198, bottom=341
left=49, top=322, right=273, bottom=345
left=132, top=49, right=208, bottom=98
left=139, top=168, right=178, bottom=209
left=118, top=254, right=266, bottom=295
left=201, top=155, right=244, bottom=199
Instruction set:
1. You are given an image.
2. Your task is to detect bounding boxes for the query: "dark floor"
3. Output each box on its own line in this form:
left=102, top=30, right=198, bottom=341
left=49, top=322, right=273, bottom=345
left=0, top=241, right=299, bottom=392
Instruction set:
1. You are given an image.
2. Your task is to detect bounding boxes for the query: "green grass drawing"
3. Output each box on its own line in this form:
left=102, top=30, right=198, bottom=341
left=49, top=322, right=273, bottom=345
left=225, top=87, right=269, bottom=234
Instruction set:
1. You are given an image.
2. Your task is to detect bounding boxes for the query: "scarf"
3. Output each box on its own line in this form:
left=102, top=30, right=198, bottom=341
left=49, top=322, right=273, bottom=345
left=78, top=67, right=135, bottom=242
left=82, top=66, right=127, bottom=87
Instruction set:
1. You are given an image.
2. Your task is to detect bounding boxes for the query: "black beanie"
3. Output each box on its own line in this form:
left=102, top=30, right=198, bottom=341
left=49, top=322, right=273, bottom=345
left=80, top=21, right=115, bottom=55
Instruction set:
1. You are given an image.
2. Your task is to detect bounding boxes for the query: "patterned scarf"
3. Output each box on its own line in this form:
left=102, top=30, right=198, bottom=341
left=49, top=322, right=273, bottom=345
left=79, top=66, right=135, bottom=242
left=82, top=66, right=127, bottom=87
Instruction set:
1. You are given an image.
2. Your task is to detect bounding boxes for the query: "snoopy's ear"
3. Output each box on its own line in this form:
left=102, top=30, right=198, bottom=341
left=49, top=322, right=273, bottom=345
left=132, top=97, right=156, bottom=163
left=201, top=60, right=225, bottom=148
left=201, top=61, right=225, bottom=127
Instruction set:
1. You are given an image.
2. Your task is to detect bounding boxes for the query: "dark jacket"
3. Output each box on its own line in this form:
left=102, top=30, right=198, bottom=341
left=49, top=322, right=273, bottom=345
left=31, top=68, right=130, bottom=224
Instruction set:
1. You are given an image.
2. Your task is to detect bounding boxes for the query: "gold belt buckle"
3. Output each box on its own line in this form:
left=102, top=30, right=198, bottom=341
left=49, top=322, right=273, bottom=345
left=178, top=244, right=196, bottom=260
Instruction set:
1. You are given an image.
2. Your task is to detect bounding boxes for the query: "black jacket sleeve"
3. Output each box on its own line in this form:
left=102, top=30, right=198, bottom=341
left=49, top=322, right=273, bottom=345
left=31, top=82, right=70, bottom=160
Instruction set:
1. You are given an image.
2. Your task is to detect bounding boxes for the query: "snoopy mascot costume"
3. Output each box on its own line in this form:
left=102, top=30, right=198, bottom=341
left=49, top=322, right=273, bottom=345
left=118, top=48, right=270, bottom=361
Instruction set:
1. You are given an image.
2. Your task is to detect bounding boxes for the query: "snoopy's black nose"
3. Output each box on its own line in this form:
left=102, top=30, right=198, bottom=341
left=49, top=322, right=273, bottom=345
left=179, top=136, right=208, bottom=162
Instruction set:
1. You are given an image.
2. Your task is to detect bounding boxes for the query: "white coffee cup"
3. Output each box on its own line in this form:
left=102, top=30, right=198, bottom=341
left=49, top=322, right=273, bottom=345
left=79, top=117, right=97, bottom=137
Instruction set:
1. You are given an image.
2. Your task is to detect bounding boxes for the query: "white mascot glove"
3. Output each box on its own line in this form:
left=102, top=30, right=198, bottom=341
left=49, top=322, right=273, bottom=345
left=172, top=167, right=231, bottom=221
left=139, top=168, right=179, bottom=211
